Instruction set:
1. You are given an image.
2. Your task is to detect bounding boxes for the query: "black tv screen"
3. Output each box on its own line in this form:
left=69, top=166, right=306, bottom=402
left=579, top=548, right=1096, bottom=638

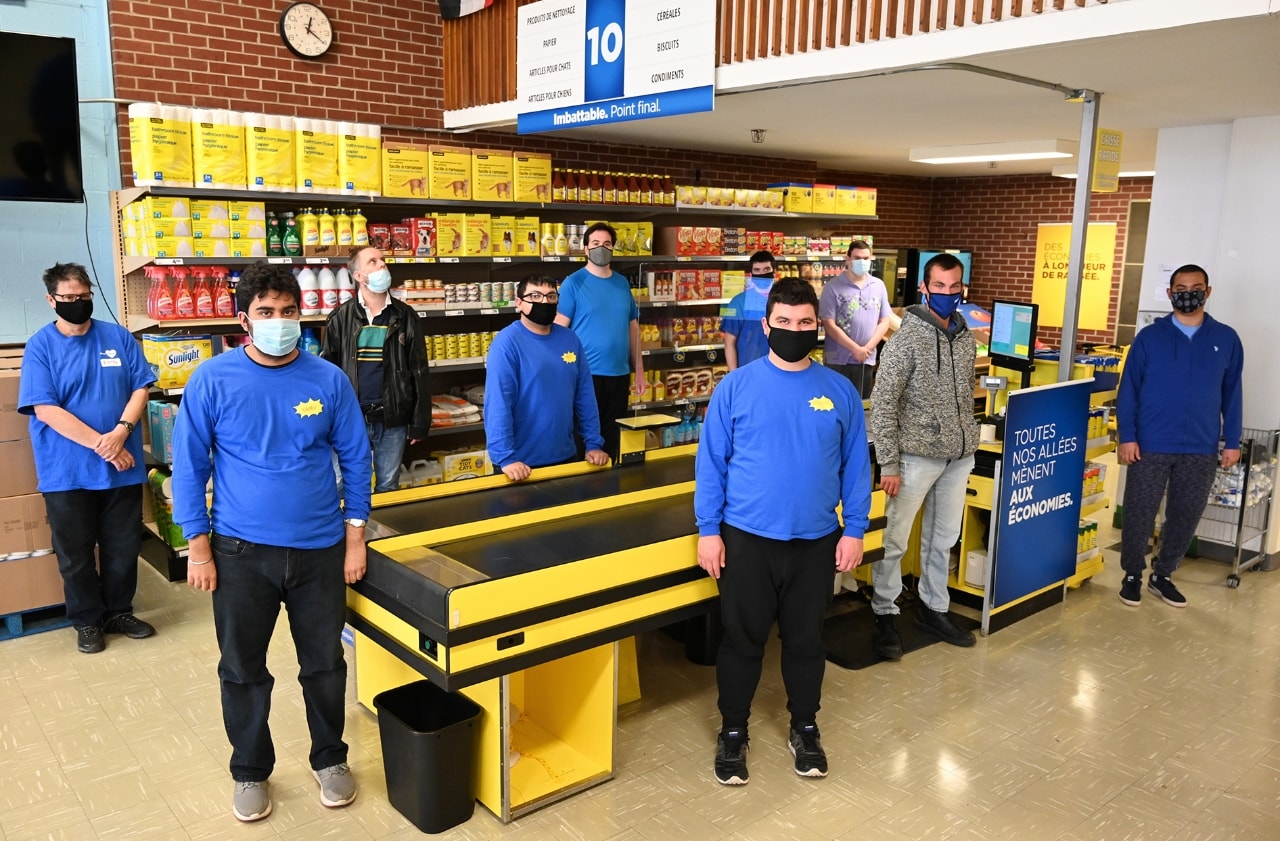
left=0, top=32, right=83, bottom=203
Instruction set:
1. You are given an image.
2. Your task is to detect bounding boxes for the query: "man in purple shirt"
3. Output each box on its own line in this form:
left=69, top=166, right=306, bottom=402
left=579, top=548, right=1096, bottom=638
left=818, top=240, right=893, bottom=398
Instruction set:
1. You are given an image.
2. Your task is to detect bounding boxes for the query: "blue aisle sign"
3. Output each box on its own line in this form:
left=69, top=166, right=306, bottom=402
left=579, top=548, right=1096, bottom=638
left=516, top=0, right=715, bottom=133
left=992, top=380, right=1091, bottom=606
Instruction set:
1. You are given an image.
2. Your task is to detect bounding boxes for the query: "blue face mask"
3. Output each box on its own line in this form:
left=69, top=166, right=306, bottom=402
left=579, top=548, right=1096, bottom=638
left=924, top=290, right=963, bottom=321
left=245, top=315, right=301, bottom=356
left=850, top=258, right=872, bottom=277
left=365, top=268, right=392, bottom=294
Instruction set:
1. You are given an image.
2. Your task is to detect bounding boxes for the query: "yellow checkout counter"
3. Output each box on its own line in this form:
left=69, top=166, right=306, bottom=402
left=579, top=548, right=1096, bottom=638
left=347, top=428, right=888, bottom=822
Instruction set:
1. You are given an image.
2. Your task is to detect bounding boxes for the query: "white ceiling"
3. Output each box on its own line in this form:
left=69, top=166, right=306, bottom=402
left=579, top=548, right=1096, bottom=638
left=536, top=15, right=1280, bottom=178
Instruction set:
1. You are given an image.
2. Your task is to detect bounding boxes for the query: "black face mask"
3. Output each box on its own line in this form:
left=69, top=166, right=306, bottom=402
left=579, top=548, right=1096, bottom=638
left=768, top=327, right=819, bottom=363
left=55, top=298, right=93, bottom=325
left=525, top=300, right=558, bottom=326
left=1170, top=289, right=1206, bottom=314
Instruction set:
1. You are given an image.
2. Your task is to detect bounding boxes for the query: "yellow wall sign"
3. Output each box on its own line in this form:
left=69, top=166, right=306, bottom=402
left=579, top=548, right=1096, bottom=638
left=1031, top=222, right=1116, bottom=331
left=1092, top=128, right=1123, bottom=193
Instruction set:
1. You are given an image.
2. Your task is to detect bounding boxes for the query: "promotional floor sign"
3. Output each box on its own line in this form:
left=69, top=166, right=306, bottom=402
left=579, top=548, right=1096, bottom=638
left=993, top=379, right=1091, bottom=606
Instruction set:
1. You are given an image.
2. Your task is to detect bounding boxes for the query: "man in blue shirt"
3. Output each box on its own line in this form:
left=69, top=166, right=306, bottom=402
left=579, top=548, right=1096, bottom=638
left=695, top=278, right=871, bottom=786
left=485, top=275, right=609, bottom=481
left=556, top=222, right=644, bottom=461
left=19, top=263, right=156, bottom=654
left=720, top=250, right=776, bottom=371
left=172, top=262, right=372, bottom=823
left=1117, top=263, right=1243, bottom=608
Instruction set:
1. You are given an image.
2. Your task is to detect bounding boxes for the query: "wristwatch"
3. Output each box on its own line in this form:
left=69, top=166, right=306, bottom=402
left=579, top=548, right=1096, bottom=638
left=344, top=518, right=367, bottom=528
left=117, top=419, right=135, bottom=432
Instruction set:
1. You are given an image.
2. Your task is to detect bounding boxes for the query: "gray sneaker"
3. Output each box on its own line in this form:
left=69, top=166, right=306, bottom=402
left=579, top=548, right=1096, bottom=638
left=314, top=762, right=356, bottom=807
left=232, top=781, right=271, bottom=822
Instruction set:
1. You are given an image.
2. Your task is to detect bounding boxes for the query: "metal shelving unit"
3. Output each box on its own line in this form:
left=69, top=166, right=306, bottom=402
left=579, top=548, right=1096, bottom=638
left=1193, top=428, right=1277, bottom=587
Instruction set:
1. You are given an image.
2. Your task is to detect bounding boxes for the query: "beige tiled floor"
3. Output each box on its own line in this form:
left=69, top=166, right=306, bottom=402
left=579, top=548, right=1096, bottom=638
left=3, top=522, right=1280, bottom=840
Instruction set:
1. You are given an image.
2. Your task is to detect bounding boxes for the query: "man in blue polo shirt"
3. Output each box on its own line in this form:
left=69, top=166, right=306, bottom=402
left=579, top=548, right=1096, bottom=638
left=720, top=250, right=776, bottom=370
left=19, top=262, right=156, bottom=654
left=485, top=274, right=609, bottom=481
left=556, top=222, right=644, bottom=460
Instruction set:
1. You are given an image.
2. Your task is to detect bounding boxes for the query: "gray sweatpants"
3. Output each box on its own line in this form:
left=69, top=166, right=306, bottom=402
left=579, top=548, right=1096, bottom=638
left=1120, top=452, right=1218, bottom=577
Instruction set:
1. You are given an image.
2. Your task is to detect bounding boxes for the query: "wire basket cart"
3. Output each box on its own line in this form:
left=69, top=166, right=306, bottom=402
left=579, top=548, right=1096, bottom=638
left=1191, top=428, right=1278, bottom=587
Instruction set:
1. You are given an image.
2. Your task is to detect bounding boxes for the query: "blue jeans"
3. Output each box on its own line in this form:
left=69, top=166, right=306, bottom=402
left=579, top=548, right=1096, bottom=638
left=210, top=534, right=348, bottom=782
left=43, top=485, right=143, bottom=628
left=368, top=420, right=408, bottom=493
left=872, top=453, right=974, bottom=615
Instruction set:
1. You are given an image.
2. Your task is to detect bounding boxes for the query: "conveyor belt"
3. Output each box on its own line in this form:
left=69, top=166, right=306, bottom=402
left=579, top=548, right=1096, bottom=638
left=370, top=455, right=694, bottom=536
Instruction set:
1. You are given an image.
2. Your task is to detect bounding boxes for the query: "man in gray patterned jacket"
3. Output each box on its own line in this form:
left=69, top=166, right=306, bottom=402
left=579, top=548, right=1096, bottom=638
left=867, top=253, right=981, bottom=660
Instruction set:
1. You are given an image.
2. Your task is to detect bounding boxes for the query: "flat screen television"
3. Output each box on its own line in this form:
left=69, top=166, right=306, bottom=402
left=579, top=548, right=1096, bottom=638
left=989, top=299, right=1039, bottom=385
left=0, top=32, right=83, bottom=203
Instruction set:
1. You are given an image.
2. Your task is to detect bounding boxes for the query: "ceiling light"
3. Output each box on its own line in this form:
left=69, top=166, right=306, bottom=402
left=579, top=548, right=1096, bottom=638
left=909, top=139, right=1075, bottom=165
left=1052, top=163, right=1156, bottom=178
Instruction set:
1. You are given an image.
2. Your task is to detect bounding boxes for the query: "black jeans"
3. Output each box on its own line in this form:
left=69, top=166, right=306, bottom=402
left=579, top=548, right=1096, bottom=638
left=716, top=523, right=839, bottom=731
left=592, top=373, right=631, bottom=462
left=827, top=362, right=876, bottom=399
left=210, top=534, right=348, bottom=782
left=1121, top=452, right=1219, bottom=577
left=43, top=485, right=143, bottom=628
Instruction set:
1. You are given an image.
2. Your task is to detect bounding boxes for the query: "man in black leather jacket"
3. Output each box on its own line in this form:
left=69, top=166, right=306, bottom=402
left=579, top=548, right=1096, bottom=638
left=321, top=246, right=432, bottom=491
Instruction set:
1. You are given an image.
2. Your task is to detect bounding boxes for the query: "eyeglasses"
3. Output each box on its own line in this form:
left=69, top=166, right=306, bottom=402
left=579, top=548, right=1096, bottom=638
left=51, top=292, right=94, bottom=303
left=520, top=292, right=560, bottom=303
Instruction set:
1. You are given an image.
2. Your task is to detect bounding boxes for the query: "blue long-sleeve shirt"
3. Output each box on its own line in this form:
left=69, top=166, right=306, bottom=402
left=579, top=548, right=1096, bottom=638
left=171, top=348, right=372, bottom=549
left=695, top=357, right=872, bottom=540
left=484, top=321, right=603, bottom=468
left=1117, top=313, right=1243, bottom=454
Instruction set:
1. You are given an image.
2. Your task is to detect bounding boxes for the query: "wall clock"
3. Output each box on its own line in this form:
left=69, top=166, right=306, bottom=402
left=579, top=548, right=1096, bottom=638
left=279, top=2, right=334, bottom=59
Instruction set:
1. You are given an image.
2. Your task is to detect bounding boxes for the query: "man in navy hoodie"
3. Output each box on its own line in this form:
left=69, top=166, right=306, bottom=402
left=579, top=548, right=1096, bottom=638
left=1117, top=263, right=1243, bottom=608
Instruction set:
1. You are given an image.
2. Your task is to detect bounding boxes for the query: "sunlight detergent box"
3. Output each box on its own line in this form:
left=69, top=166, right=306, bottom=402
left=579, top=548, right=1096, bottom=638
left=428, top=145, right=472, bottom=200
left=472, top=150, right=514, bottom=202
left=381, top=143, right=429, bottom=198
left=141, top=334, right=214, bottom=390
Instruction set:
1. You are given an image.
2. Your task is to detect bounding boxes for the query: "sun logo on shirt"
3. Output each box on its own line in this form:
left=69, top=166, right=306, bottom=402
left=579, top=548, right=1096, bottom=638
left=562, top=351, right=577, bottom=364
left=294, top=398, right=324, bottom=418
left=808, top=396, right=835, bottom=412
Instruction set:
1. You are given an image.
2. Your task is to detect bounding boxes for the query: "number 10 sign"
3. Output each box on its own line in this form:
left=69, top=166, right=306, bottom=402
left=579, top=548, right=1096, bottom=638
left=516, top=0, right=715, bottom=134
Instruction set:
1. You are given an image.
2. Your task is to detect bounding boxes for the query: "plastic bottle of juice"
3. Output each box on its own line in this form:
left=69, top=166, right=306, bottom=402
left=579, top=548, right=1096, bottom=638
left=352, top=208, right=369, bottom=247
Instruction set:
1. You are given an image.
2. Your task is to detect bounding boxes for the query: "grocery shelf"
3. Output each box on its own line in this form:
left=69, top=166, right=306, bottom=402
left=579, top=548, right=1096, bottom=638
left=639, top=298, right=728, bottom=309
left=429, top=357, right=487, bottom=371
left=127, top=314, right=327, bottom=332
left=626, top=395, right=712, bottom=412
left=640, top=343, right=724, bottom=357
left=430, top=421, right=484, bottom=436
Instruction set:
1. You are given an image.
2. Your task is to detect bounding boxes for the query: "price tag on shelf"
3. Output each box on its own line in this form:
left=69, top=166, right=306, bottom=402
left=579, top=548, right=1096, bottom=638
left=444, top=309, right=465, bottom=317
left=267, top=257, right=293, bottom=265
left=493, top=257, right=512, bottom=263
left=651, top=301, right=669, bottom=307
left=440, top=257, right=460, bottom=264
left=542, top=256, right=563, bottom=262
left=155, top=258, right=184, bottom=265
left=419, top=257, right=436, bottom=263
left=480, top=308, right=499, bottom=315
left=641, top=350, right=652, bottom=356
left=305, top=257, right=328, bottom=265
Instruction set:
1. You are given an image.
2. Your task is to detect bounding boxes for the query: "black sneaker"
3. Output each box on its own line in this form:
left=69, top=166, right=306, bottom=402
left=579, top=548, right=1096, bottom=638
left=76, top=625, right=105, bottom=654
left=1118, top=574, right=1142, bottom=606
left=1148, top=574, right=1187, bottom=608
left=714, top=729, right=749, bottom=785
left=915, top=607, right=976, bottom=647
left=104, top=614, right=156, bottom=639
left=872, top=613, right=904, bottom=661
left=788, top=724, right=828, bottom=777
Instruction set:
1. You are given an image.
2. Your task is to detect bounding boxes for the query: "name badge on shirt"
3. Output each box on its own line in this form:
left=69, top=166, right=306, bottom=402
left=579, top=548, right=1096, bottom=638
left=100, top=357, right=122, bottom=367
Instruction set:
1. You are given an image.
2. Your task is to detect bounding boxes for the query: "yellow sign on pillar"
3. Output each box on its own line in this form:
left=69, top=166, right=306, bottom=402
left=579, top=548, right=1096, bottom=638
left=1031, top=222, right=1116, bottom=331
left=1092, top=128, right=1123, bottom=193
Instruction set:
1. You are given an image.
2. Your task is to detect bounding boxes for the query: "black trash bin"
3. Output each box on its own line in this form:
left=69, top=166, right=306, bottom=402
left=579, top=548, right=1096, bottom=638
left=374, top=679, right=483, bottom=834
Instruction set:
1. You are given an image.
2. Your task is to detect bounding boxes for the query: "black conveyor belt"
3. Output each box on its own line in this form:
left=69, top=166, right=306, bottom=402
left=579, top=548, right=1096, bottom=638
left=370, top=455, right=695, bottom=536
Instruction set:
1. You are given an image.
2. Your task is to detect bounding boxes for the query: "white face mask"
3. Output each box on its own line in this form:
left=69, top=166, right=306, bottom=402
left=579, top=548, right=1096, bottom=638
left=365, top=268, right=392, bottom=294
left=243, top=314, right=301, bottom=356
left=849, top=258, right=872, bottom=277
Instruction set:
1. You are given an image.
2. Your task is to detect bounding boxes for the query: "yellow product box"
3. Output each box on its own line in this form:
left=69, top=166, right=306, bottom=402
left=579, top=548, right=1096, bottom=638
left=513, top=216, right=541, bottom=255
left=123, top=236, right=144, bottom=258
left=148, top=217, right=194, bottom=240
left=811, top=183, right=837, bottom=214
left=192, top=117, right=247, bottom=189
left=767, top=183, right=812, bottom=213
left=192, top=219, right=232, bottom=239
left=463, top=213, right=491, bottom=257
left=835, top=186, right=859, bottom=215
left=142, top=334, right=214, bottom=390
left=192, top=239, right=232, bottom=258
left=428, top=145, right=472, bottom=200
left=230, top=240, right=267, bottom=258
left=435, top=213, right=466, bottom=257
left=227, top=201, right=266, bottom=222
left=489, top=216, right=516, bottom=256
left=513, top=152, right=552, bottom=202
left=295, top=125, right=340, bottom=192
left=189, top=200, right=229, bottom=221
left=338, top=129, right=381, bottom=195
left=129, top=107, right=193, bottom=188
left=381, top=142, right=429, bottom=198
left=613, top=222, right=635, bottom=256
left=472, top=149, right=514, bottom=202
left=152, top=238, right=194, bottom=258
left=146, top=197, right=192, bottom=219
left=853, top=186, right=878, bottom=216
left=246, top=123, right=295, bottom=190
left=634, top=222, right=653, bottom=255
left=430, top=448, right=491, bottom=482
left=230, top=219, right=268, bottom=240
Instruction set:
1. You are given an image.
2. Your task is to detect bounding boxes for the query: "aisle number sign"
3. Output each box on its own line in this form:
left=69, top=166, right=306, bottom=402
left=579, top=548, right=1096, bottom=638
left=1031, top=222, right=1116, bottom=331
left=516, top=0, right=715, bottom=134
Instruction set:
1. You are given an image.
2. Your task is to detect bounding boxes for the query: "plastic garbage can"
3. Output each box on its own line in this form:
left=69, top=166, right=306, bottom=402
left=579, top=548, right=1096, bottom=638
left=374, top=679, right=483, bottom=834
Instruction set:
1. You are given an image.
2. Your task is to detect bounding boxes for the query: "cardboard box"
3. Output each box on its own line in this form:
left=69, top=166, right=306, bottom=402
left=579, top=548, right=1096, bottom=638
left=367, top=222, right=391, bottom=252
left=513, top=152, right=552, bottom=202
left=193, top=239, right=232, bottom=258
left=428, top=145, right=472, bottom=200
left=229, top=219, right=267, bottom=240
left=0, top=439, right=38, bottom=497
left=388, top=223, right=414, bottom=257
left=189, top=200, right=229, bottom=221
left=0, top=552, right=63, bottom=615
left=141, top=334, right=214, bottom=390
left=463, top=213, right=491, bottom=257
left=147, top=399, right=179, bottom=464
left=430, top=448, right=491, bottom=482
left=0, top=372, right=27, bottom=442
left=812, top=183, right=837, bottom=214
left=226, top=201, right=266, bottom=222
left=146, top=197, right=191, bottom=219
left=435, top=214, right=465, bottom=257
left=382, top=143, right=429, bottom=198
left=229, top=240, right=267, bottom=258
left=835, top=186, right=859, bottom=215
left=705, top=227, right=723, bottom=256
left=656, top=226, right=698, bottom=257
left=410, top=217, right=436, bottom=258
left=489, top=216, right=515, bottom=256
left=514, top=216, right=541, bottom=256
left=965, top=550, right=988, bottom=589
left=472, top=149, right=514, bottom=202
left=0, top=493, right=52, bottom=555
left=192, top=219, right=232, bottom=240
left=853, top=187, right=878, bottom=216
left=767, top=183, right=811, bottom=213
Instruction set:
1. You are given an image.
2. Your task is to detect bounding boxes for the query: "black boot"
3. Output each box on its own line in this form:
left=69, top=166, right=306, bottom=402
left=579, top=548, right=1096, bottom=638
left=872, top=613, right=903, bottom=661
left=915, top=607, right=976, bottom=647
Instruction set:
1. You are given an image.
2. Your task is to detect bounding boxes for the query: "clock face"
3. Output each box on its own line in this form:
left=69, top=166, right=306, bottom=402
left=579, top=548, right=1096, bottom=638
left=280, top=2, right=334, bottom=59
